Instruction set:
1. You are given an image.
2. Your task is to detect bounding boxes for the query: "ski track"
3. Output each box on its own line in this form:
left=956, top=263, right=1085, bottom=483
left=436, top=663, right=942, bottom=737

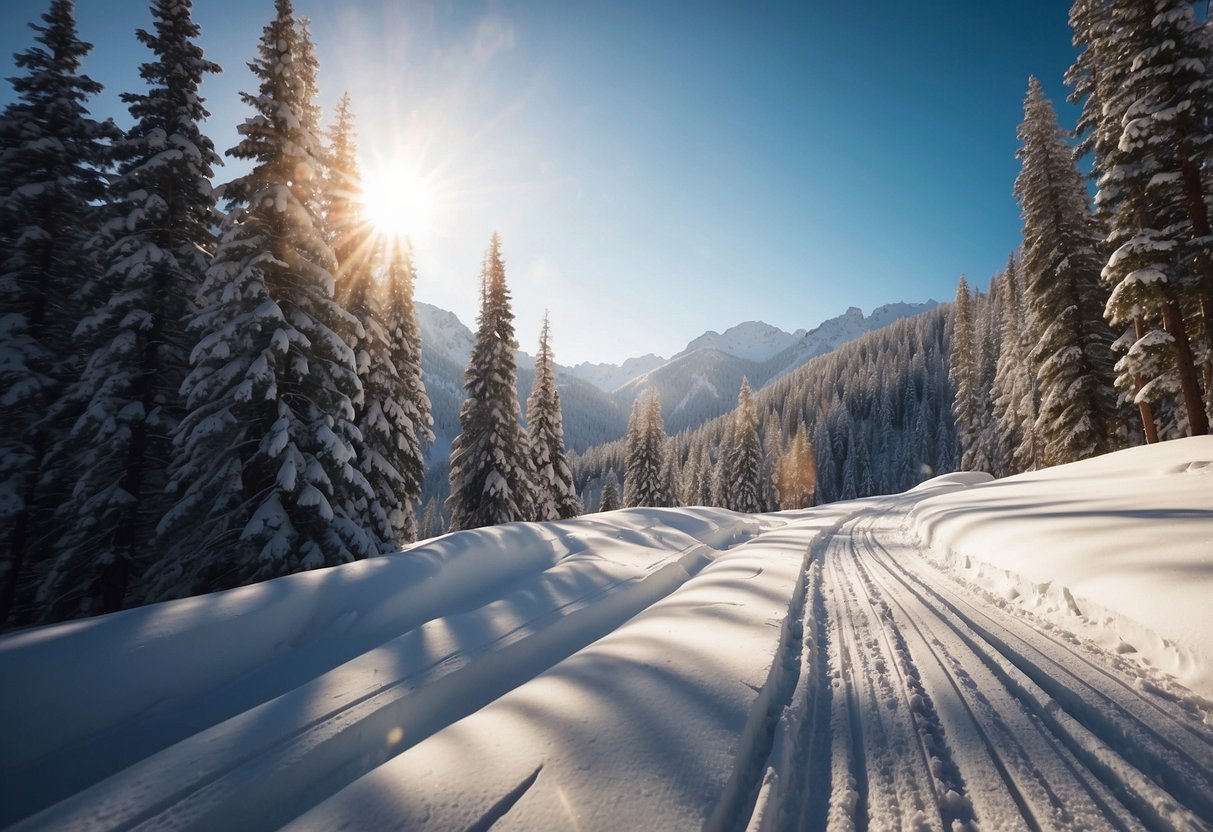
left=763, top=497, right=1213, bottom=832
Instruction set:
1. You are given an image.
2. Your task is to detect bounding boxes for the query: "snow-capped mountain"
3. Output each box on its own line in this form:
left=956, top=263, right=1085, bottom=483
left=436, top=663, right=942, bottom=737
left=676, top=320, right=807, bottom=363
left=565, top=354, right=667, bottom=393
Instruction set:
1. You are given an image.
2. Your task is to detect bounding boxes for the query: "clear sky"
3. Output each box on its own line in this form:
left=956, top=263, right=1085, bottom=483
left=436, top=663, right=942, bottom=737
left=0, top=0, right=1083, bottom=366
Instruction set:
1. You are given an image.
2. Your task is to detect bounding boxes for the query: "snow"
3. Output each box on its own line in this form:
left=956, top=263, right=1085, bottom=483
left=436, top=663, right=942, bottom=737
left=679, top=320, right=803, bottom=363
left=2, top=439, right=1212, bottom=831
left=909, top=436, right=1213, bottom=700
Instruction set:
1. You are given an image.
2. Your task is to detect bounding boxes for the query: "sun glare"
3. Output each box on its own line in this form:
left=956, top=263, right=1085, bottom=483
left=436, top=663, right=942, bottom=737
left=361, top=163, right=436, bottom=241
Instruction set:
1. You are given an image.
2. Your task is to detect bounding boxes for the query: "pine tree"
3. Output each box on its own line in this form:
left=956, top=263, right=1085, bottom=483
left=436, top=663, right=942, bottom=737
left=1114, top=0, right=1213, bottom=417
left=760, top=410, right=782, bottom=511
left=1082, top=1, right=1210, bottom=436
left=599, top=469, right=621, bottom=512
left=949, top=276, right=982, bottom=468
left=967, top=288, right=1002, bottom=474
left=447, top=235, right=536, bottom=529
left=990, top=256, right=1043, bottom=473
left=324, top=99, right=432, bottom=550
left=526, top=313, right=580, bottom=520
left=1016, top=76, right=1124, bottom=463
left=36, top=0, right=221, bottom=620
left=151, top=0, right=376, bottom=599
left=723, top=378, right=763, bottom=512
left=623, top=391, right=668, bottom=507
left=419, top=497, right=440, bottom=539
left=376, top=240, right=433, bottom=542
left=0, top=0, right=120, bottom=626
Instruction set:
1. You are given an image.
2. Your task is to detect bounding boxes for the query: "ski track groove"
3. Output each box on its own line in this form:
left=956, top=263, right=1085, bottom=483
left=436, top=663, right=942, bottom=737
left=866, top=528, right=1213, bottom=830
left=853, top=518, right=1130, bottom=832
left=763, top=499, right=1213, bottom=832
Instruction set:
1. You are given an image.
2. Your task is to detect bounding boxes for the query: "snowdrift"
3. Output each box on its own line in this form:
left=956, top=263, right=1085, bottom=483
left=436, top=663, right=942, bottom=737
left=909, top=435, right=1213, bottom=701
left=0, top=506, right=835, bottom=831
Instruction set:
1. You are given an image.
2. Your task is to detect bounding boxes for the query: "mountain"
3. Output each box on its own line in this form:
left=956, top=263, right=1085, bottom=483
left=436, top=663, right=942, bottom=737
left=611, top=302, right=939, bottom=434
left=565, top=354, right=667, bottom=393
left=676, top=320, right=806, bottom=363
left=414, top=299, right=937, bottom=505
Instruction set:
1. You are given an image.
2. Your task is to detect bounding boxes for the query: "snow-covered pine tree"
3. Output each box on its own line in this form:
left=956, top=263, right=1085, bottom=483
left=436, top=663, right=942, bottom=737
left=712, top=415, right=736, bottom=506
left=526, top=313, right=580, bottom=520
left=0, top=0, right=120, bottom=626
left=1112, top=0, right=1213, bottom=417
left=1082, top=1, right=1209, bottom=436
left=447, top=234, right=536, bottom=529
left=599, top=469, right=621, bottom=512
left=37, top=0, right=221, bottom=620
left=376, top=239, right=433, bottom=542
left=1016, top=76, right=1123, bottom=463
left=679, top=441, right=701, bottom=505
left=968, top=287, right=1003, bottom=475
left=419, top=496, right=440, bottom=539
left=324, top=99, right=432, bottom=550
left=151, top=0, right=377, bottom=599
left=723, top=378, right=763, bottom=512
left=760, top=409, right=782, bottom=511
left=623, top=391, right=668, bottom=507
left=990, top=255, right=1043, bottom=473
left=949, top=276, right=982, bottom=469
left=659, top=437, right=681, bottom=507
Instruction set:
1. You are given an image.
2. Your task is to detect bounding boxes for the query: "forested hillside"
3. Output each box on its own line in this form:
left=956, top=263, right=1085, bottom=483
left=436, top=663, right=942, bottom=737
left=574, top=306, right=958, bottom=511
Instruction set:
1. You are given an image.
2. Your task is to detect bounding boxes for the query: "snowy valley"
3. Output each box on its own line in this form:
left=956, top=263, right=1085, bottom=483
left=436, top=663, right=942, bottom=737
left=2, top=438, right=1211, bottom=831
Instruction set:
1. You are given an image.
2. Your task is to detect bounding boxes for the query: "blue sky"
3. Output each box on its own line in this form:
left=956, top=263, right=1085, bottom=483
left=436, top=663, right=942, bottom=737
left=0, top=1, right=1082, bottom=365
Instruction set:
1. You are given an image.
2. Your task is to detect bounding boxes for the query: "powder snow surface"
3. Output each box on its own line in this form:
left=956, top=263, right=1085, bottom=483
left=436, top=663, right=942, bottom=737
left=1, top=440, right=1211, bottom=831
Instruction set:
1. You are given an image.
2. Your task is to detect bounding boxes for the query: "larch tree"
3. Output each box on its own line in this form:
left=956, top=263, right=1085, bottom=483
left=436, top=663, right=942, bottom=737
left=623, top=391, right=669, bottom=507
left=526, top=313, right=581, bottom=520
left=0, top=0, right=119, bottom=626
left=1016, top=77, right=1122, bottom=463
left=447, top=234, right=536, bottom=530
left=38, top=0, right=221, bottom=620
left=151, top=0, right=376, bottom=600
left=776, top=425, right=817, bottom=509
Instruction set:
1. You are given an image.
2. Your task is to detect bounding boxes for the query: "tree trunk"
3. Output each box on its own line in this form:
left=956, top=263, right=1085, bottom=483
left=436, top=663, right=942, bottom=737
left=1177, top=138, right=1213, bottom=413
left=1132, top=317, right=1160, bottom=444
left=1160, top=289, right=1210, bottom=435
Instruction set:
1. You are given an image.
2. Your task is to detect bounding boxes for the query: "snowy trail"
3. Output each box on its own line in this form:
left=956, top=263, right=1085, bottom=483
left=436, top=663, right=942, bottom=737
left=5, top=443, right=1212, bottom=832
left=756, top=498, right=1213, bottom=832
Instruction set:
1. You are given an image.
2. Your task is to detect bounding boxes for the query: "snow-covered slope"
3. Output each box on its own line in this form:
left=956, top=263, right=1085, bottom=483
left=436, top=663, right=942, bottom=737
left=6, top=440, right=1209, bottom=831
left=909, top=435, right=1213, bottom=699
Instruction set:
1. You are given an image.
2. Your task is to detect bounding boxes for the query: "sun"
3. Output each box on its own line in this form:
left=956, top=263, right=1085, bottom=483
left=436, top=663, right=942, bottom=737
left=360, top=163, right=436, bottom=241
